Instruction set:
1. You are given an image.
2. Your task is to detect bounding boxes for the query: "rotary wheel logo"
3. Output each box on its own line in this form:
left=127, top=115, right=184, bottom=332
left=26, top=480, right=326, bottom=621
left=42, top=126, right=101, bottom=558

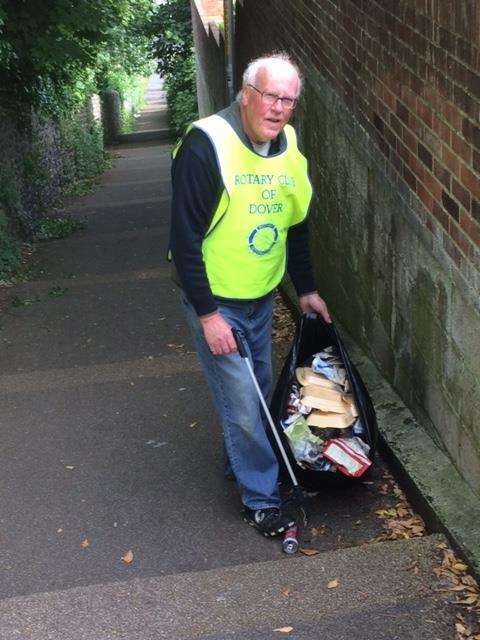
left=248, top=223, right=279, bottom=255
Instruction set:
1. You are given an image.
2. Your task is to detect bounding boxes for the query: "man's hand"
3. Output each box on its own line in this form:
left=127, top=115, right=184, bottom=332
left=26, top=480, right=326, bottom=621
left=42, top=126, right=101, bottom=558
left=199, top=311, right=237, bottom=355
left=299, top=292, right=332, bottom=323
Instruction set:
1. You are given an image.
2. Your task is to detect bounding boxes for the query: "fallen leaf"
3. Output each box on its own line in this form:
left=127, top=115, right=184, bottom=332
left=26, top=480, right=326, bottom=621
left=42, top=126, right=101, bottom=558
left=453, top=563, right=468, bottom=572
left=299, top=548, right=318, bottom=556
left=273, top=627, right=293, bottom=634
left=80, top=538, right=90, bottom=548
left=456, top=594, right=479, bottom=605
left=281, top=587, right=291, bottom=597
left=122, top=550, right=134, bottom=564
left=327, top=579, right=339, bottom=589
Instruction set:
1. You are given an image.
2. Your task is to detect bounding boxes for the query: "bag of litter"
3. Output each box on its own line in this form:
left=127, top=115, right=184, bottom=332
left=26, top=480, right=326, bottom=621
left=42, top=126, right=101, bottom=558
left=269, top=313, right=378, bottom=489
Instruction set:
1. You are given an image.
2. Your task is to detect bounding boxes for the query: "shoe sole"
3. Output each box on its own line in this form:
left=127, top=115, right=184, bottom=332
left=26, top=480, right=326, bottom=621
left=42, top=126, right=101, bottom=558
left=244, top=517, right=295, bottom=537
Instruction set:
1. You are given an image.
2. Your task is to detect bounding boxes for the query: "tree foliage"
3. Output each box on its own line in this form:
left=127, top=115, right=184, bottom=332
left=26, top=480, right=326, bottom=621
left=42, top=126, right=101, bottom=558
left=148, top=0, right=197, bottom=135
left=148, top=0, right=193, bottom=78
left=0, top=0, right=154, bottom=118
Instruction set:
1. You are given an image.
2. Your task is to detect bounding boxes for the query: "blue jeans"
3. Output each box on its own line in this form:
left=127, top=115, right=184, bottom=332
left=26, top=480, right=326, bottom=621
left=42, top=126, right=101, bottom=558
left=181, top=293, right=280, bottom=509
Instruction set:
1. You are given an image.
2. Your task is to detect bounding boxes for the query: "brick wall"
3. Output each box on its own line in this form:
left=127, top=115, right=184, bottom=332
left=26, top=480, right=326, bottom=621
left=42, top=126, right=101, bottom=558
left=191, top=0, right=228, bottom=116
left=235, top=0, right=480, bottom=493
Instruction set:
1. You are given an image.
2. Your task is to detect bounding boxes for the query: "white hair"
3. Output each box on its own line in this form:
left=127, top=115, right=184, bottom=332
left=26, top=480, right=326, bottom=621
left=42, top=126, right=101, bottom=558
left=236, top=53, right=302, bottom=102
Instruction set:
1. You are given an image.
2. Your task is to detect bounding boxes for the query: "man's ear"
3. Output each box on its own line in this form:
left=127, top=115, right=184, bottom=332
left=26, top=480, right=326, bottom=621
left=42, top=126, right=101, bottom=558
left=240, top=85, right=249, bottom=107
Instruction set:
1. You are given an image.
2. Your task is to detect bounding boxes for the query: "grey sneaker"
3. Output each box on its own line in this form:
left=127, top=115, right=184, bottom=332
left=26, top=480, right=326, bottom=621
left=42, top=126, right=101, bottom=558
left=244, top=507, right=295, bottom=537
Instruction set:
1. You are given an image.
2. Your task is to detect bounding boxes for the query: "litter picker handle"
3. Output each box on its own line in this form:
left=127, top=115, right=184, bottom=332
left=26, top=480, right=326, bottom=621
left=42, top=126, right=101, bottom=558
left=231, top=328, right=300, bottom=490
left=233, top=328, right=247, bottom=358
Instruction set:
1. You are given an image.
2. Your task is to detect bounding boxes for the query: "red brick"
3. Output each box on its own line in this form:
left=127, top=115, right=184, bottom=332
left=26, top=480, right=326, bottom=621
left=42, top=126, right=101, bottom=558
left=410, top=153, right=426, bottom=182
left=432, top=115, right=451, bottom=145
left=443, top=102, right=463, bottom=131
left=383, top=85, right=397, bottom=111
left=401, top=84, right=417, bottom=111
left=417, top=99, right=433, bottom=128
left=403, top=165, right=417, bottom=190
left=433, top=201, right=451, bottom=233
left=423, top=169, right=444, bottom=200
left=462, top=118, right=480, bottom=151
left=421, top=129, right=443, bottom=156
left=472, top=199, right=480, bottom=224
left=452, top=177, right=471, bottom=210
left=417, top=182, right=434, bottom=212
left=390, top=113, right=404, bottom=138
left=460, top=164, right=480, bottom=200
left=451, top=132, right=473, bottom=164
left=442, top=145, right=461, bottom=177
left=409, top=113, right=424, bottom=137
left=442, top=189, right=460, bottom=221
left=403, top=126, right=417, bottom=152
left=460, top=210, right=480, bottom=247
left=418, top=142, right=433, bottom=169
left=433, top=159, right=452, bottom=189
left=396, top=99, right=410, bottom=125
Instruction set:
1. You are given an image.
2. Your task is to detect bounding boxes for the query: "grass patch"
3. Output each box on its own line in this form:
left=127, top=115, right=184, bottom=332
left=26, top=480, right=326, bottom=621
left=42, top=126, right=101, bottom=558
left=35, top=217, right=85, bottom=241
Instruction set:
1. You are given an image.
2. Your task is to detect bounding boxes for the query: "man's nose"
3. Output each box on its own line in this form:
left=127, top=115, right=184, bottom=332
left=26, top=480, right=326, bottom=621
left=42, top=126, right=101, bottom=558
left=271, top=98, right=284, bottom=113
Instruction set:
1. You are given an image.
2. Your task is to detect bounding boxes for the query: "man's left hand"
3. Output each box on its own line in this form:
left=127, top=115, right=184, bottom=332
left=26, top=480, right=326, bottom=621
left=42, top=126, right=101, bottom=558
left=299, top=292, right=332, bottom=323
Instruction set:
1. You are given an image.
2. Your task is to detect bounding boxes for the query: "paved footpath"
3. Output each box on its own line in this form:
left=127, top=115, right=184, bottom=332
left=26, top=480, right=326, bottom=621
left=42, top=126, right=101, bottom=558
left=0, top=83, right=455, bottom=638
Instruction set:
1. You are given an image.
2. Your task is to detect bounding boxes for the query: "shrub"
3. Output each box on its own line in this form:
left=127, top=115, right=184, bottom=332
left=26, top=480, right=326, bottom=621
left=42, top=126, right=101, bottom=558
left=164, top=57, right=198, bottom=136
left=0, top=211, right=20, bottom=282
left=149, top=0, right=198, bottom=136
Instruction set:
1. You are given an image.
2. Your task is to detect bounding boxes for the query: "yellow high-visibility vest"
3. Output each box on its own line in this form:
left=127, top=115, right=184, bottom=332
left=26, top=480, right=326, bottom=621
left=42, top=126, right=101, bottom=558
left=173, top=114, right=312, bottom=299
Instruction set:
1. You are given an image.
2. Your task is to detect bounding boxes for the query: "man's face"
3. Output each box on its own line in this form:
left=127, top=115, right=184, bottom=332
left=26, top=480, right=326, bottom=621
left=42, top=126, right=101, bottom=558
left=240, top=66, right=298, bottom=144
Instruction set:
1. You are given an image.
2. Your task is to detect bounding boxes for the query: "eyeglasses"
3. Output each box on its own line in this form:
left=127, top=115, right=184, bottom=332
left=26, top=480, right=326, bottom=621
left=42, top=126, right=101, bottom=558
left=247, top=84, right=297, bottom=110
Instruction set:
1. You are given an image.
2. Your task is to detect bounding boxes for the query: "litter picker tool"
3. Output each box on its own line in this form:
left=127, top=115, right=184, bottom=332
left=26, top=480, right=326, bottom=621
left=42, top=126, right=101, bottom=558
left=232, top=328, right=305, bottom=552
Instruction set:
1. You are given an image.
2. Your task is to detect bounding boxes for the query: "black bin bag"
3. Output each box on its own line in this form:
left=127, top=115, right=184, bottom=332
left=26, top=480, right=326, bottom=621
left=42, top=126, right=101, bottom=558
left=269, top=313, right=379, bottom=490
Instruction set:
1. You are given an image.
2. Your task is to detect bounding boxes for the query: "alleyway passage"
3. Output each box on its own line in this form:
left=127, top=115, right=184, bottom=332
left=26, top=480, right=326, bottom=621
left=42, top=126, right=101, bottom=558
left=0, top=82, right=454, bottom=638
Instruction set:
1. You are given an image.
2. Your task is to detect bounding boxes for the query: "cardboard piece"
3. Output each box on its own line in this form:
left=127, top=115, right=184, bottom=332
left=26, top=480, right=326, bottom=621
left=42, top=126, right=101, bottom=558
left=295, top=367, right=339, bottom=390
left=306, top=410, right=356, bottom=429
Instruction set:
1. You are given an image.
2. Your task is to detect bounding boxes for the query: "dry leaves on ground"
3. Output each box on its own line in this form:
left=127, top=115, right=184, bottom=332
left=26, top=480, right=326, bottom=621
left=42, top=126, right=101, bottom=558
left=432, top=543, right=480, bottom=640
left=274, top=627, right=293, bottom=634
left=372, top=475, right=425, bottom=542
left=122, top=550, right=134, bottom=565
left=272, top=294, right=295, bottom=344
left=455, top=613, right=480, bottom=640
left=80, top=538, right=90, bottom=548
left=434, top=543, right=480, bottom=609
left=310, top=525, right=328, bottom=537
left=300, top=548, right=319, bottom=556
left=327, top=579, right=340, bottom=589
left=167, top=343, right=185, bottom=353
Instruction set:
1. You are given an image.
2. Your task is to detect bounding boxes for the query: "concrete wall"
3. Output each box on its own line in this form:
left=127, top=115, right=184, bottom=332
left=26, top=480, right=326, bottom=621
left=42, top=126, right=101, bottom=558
left=235, top=1, right=480, bottom=494
left=191, top=0, right=228, bottom=116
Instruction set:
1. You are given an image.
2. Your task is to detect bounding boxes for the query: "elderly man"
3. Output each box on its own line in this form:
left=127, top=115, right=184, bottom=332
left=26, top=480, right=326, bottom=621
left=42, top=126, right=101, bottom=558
left=169, top=53, right=330, bottom=537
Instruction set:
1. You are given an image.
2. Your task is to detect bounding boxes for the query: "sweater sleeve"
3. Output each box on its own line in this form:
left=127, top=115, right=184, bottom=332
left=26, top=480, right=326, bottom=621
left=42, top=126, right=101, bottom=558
left=286, top=219, right=317, bottom=296
left=169, top=128, right=223, bottom=316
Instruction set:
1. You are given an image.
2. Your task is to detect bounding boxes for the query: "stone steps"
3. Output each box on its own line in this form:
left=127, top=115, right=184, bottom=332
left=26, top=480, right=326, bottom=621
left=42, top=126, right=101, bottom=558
left=0, top=535, right=451, bottom=639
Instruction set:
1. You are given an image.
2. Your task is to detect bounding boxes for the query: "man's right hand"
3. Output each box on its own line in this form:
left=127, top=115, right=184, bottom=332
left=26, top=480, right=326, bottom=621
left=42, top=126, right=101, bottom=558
left=199, top=311, right=237, bottom=355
